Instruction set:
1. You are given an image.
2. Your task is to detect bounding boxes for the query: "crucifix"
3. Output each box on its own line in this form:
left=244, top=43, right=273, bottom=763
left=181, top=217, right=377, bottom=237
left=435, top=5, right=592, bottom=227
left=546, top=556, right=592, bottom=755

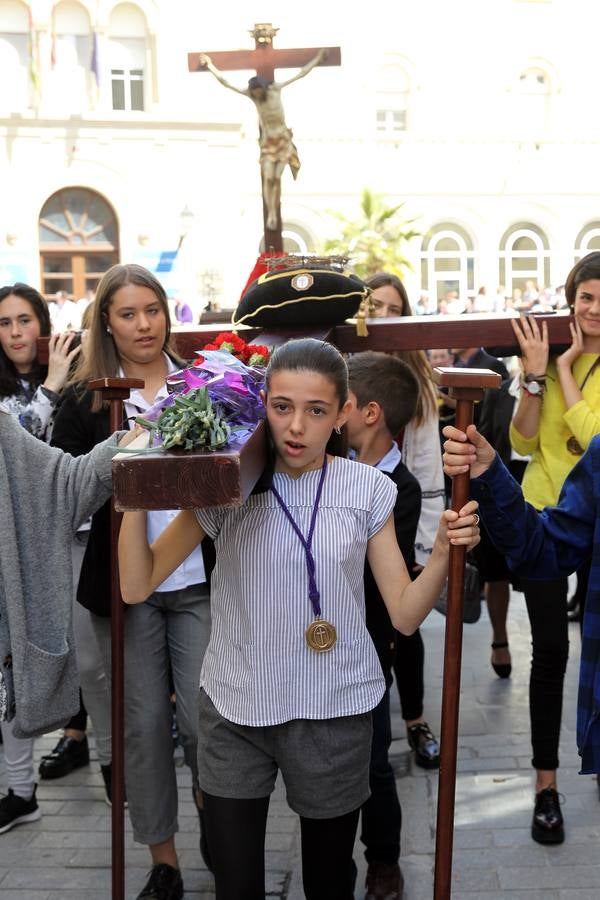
left=189, top=24, right=341, bottom=251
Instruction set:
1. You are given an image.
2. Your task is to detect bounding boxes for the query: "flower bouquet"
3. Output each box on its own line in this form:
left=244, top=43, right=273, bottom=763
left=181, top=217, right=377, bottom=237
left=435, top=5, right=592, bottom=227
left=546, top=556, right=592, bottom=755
left=112, top=333, right=270, bottom=511
left=134, top=334, right=269, bottom=453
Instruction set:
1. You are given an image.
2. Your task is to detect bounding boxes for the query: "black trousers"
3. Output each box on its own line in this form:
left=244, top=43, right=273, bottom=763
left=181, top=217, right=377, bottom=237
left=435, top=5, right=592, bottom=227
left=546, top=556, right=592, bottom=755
left=393, top=628, right=425, bottom=722
left=521, top=574, right=569, bottom=771
left=359, top=675, right=401, bottom=865
left=358, top=631, right=425, bottom=867
left=203, top=792, right=359, bottom=899
left=64, top=689, right=87, bottom=732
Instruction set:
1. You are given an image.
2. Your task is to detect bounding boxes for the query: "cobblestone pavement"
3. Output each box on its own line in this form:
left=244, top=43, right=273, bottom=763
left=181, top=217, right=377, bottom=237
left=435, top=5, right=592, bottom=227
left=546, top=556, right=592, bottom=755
left=1, top=590, right=599, bottom=899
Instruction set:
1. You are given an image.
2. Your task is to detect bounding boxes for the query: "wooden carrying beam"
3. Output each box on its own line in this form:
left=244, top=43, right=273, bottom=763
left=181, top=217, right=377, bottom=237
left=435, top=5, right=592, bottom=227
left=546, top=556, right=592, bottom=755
left=36, top=311, right=573, bottom=364
left=112, top=419, right=267, bottom=511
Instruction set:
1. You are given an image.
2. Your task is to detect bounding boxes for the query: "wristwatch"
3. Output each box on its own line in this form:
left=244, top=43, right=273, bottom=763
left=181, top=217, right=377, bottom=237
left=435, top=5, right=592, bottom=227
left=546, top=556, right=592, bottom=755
left=521, top=377, right=546, bottom=397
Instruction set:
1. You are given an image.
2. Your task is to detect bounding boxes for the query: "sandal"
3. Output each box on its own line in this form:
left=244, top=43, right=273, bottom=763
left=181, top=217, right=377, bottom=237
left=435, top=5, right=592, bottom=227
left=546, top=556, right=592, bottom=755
left=491, top=641, right=511, bottom=679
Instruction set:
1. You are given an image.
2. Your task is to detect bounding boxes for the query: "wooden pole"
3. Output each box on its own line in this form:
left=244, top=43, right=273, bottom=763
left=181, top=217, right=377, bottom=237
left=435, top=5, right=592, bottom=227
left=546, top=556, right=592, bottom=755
left=88, top=378, right=144, bottom=900
left=431, top=367, right=501, bottom=900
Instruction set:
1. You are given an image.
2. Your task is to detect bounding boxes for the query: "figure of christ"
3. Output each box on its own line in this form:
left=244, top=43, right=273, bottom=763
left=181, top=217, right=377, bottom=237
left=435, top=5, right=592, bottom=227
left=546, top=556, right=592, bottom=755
left=200, top=49, right=327, bottom=230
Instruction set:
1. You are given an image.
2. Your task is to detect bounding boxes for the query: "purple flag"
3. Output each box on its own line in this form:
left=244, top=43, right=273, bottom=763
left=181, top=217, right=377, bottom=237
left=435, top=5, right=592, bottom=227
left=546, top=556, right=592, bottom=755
left=91, top=32, right=100, bottom=87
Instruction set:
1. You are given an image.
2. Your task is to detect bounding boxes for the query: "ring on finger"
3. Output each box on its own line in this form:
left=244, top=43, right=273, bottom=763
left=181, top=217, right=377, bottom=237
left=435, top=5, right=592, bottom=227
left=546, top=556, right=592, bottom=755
left=472, top=514, right=480, bottom=526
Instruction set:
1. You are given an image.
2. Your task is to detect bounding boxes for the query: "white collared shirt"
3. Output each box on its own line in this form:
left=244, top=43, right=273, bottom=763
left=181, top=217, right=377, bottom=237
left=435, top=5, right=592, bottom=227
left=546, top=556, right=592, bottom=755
left=123, top=355, right=206, bottom=592
left=508, top=375, right=531, bottom=463
left=375, top=441, right=402, bottom=475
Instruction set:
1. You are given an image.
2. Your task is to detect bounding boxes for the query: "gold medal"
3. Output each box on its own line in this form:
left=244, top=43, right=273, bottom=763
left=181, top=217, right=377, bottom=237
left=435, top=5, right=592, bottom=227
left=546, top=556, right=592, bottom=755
left=566, top=436, right=584, bottom=456
left=305, top=617, right=337, bottom=652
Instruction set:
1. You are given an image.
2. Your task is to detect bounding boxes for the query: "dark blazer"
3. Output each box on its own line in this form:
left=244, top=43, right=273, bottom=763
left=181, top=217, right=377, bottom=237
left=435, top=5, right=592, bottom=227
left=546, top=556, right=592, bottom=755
left=51, top=386, right=214, bottom=617
left=458, top=350, right=509, bottom=427
left=464, top=348, right=510, bottom=380
left=478, top=378, right=516, bottom=466
left=364, top=460, right=421, bottom=669
left=51, top=387, right=115, bottom=616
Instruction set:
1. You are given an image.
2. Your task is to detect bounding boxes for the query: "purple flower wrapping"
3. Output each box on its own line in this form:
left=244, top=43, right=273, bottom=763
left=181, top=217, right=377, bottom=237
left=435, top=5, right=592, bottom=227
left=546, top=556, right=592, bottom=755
left=141, top=350, right=266, bottom=449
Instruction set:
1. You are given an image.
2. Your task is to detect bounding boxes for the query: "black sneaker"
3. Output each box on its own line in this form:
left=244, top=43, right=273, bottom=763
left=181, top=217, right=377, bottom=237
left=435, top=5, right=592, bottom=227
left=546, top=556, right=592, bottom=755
left=136, top=864, right=183, bottom=900
left=0, top=787, right=41, bottom=834
left=39, top=735, right=89, bottom=780
left=532, top=787, right=564, bottom=844
left=407, top=722, right=440, bottom=770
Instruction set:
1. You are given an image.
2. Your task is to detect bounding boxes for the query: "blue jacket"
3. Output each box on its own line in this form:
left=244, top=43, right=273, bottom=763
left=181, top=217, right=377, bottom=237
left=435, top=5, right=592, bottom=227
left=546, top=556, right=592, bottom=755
left=470, top=438, right=600, bottom=773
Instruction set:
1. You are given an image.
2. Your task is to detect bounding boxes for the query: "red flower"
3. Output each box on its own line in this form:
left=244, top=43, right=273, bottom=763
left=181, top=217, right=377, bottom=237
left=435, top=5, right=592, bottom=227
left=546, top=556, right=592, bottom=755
left=244, top=344, right=270, bottom=365
left=198, top=332, right=269, bottom=366
left=192, top=354, right=205, bottom=367
left=214, top=332, right=246, bottom=354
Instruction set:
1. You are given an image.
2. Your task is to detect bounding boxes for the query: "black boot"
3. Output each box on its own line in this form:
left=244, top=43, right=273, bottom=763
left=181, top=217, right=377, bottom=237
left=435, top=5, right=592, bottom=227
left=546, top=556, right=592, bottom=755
left=39, top=735, right=89, bottom=780
left=531, top=787, right=564, bottom=845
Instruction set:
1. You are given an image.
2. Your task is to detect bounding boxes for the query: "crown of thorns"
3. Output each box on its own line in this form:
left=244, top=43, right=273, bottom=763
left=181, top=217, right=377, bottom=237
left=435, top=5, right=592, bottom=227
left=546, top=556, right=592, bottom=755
left=265, top=254, right=350, bottom=272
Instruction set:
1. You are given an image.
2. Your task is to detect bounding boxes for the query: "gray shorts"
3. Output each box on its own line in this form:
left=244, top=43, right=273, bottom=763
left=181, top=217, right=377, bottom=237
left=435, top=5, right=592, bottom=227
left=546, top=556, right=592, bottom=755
left=197, top=689, right=373, bottom=819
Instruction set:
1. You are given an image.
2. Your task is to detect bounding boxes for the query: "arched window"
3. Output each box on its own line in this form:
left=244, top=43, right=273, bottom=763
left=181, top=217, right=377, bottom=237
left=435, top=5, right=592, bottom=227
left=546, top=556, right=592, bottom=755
left=574, top=222, right=600, bottom=259
left=109, top=3, right=147, bottom=111
left=420, top=224, right=475, bottom=305
left=49, top=1, right=92, bottom=113
left=0, top=0, right=29, bottom=113
left=39, top=187, right=119, bottom=299
left=374, top=61, right=410, bottom=134
left=499, top=222, right=550, bottom=297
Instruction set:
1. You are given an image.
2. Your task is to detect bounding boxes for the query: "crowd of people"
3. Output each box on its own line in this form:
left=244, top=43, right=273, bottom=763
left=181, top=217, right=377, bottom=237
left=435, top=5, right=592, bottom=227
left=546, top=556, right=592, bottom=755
left=414, top=280, right=570, bottom=316
left=0, top=253, right=598, bottom=900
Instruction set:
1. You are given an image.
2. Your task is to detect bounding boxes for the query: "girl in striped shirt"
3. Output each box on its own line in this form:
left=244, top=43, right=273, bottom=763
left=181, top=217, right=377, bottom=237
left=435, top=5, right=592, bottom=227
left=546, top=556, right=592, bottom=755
left=119, top=338, right=479, bottom=900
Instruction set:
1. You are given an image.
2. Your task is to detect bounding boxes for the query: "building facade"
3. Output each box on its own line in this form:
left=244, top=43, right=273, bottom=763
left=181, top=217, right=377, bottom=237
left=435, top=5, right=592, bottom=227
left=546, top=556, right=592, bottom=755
left=1, top=0, right=599, bottom=313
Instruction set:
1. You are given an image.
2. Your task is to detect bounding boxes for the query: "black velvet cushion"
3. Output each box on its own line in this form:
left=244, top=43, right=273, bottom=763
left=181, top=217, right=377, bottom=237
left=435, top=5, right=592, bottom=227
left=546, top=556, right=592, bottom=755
left=232, top=268, right=369, bottom=328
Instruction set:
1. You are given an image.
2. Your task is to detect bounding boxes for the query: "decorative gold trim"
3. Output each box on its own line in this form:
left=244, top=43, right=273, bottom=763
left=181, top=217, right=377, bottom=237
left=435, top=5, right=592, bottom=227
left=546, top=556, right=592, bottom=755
left=231, top=290, right=368, bottom=328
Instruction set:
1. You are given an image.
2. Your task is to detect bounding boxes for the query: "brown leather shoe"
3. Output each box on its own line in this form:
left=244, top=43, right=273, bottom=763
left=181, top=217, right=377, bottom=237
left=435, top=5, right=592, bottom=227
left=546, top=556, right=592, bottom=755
left=365, top=862, right=404, bottom=899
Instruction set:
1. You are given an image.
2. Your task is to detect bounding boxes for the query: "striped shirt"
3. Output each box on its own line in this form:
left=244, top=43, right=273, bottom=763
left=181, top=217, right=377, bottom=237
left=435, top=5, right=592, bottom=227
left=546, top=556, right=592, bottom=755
left=195, top=456, right=396, bottom=726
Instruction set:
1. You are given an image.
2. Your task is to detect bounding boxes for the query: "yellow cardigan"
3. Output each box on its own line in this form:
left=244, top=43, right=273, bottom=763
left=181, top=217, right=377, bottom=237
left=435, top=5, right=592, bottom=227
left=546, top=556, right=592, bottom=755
left=510, top=354, right=600, bottom=510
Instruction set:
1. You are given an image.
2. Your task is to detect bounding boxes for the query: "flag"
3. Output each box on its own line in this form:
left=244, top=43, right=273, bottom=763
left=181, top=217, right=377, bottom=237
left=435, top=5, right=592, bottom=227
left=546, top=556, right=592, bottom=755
left=91, top=32, right=100, bottom=87
left=27, top=9, right=40, bottom=102
left=156, top=252, right=179, bottom=273
left=50, top=5, right=56, bottom=68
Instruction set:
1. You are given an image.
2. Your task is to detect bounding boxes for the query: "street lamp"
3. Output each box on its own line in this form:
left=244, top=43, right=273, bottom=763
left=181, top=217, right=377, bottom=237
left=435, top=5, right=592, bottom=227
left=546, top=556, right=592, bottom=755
left=177, top=205, right=194, bottom=250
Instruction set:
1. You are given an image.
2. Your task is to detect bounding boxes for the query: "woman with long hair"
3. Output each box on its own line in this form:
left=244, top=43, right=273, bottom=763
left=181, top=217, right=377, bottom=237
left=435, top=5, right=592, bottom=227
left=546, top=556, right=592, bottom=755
left=51, top=264, right=212, bottom=899
left=0, top=282, right=79, bottom=834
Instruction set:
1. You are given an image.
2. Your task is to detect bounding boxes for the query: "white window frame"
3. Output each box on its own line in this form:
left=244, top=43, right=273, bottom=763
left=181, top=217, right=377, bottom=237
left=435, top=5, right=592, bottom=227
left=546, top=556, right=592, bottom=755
left=500, top=225, right=549, bottom=294
left=575, top=224, right=600, bottom=259
left=111, top=65, right=144, bottom=111
left=420, top=226, right=476, bottom=303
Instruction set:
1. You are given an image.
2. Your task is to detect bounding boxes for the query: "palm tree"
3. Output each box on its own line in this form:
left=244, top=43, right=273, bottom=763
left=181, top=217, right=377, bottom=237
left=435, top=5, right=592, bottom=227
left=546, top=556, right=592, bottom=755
left=322, top=188, right=421, bottom=279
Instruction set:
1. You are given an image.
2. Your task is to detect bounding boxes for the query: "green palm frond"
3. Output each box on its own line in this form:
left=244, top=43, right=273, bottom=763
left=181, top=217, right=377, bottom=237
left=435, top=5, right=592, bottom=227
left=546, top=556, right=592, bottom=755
left=322, top=189, right=422, bottom=280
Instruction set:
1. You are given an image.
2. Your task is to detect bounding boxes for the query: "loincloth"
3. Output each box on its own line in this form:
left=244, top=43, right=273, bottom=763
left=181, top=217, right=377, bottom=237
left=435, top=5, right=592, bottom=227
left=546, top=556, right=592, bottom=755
left=259, top=129, right=300, bottom=179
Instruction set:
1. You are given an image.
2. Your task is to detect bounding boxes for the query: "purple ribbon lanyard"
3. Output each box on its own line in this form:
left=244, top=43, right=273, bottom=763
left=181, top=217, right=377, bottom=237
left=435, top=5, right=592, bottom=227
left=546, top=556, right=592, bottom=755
left=270, top=456, right=328, bottom=617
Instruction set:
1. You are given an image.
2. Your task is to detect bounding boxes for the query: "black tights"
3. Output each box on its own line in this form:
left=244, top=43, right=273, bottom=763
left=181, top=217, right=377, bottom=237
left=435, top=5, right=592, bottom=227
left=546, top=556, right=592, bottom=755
left=203, top=792, right=359, bottom=899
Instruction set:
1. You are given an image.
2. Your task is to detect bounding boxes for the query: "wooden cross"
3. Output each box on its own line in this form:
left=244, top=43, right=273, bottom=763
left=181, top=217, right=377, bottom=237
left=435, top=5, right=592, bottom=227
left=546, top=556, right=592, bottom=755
left=189, top=24, right=341, bottom=251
